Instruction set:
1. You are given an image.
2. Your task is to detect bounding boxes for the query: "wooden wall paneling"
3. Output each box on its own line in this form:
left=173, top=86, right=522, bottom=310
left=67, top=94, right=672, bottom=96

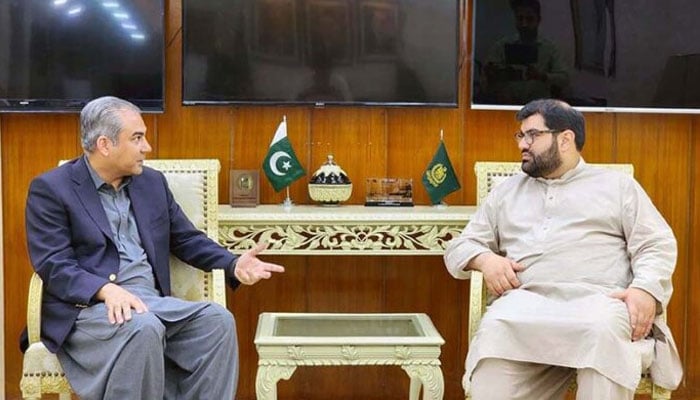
left=231, top=107, right=310, bottom=205
left=165, top=0, right=182, bottom=48
left=156, top=106, right=235, bottom=203
left=386, top=108, right=463, bottom=205
left=305, top=255, right=384, bottom=314
left=458, top=0, right=473, bottom=205
left=156, top=106, right=234, bottom=159
left=464, top=109, right=520, bottom=162
left=229, top=255, right=307, bottom=400
left=577, top=111, right=616, bottom=163
left=451, top=112, right=468, bottom=206
left=2, top=114, right=80, bottom=399
left=615, top=114, right=692, bottom=385
left=307, top=107, right=387, bottom=205
left=160, top=0, right=184, bottom=146
left=384, top=256, right=470, bottom=400
left=164, top=0, right=183, bottom=106
left=463, top=109, right=518, bottom=202
left=2, top=114, right=81, bottom=166
left=685, top=115, right=700, bottom=398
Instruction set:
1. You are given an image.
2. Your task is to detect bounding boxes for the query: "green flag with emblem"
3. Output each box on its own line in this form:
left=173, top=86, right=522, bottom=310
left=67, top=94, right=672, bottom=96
left=422, top=140, right=460, bottom=204
left=262, top=118, right=305, bottom=192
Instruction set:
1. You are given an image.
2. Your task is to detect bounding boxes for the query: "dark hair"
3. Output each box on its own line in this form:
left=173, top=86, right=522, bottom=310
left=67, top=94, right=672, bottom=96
left=510, top=0, right=541, bottom=17
left=516, top=98, right=585, bottom=151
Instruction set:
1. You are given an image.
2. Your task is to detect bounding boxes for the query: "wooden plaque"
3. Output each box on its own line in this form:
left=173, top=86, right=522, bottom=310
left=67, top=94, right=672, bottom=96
left=230, top=170, right=260, bottom=207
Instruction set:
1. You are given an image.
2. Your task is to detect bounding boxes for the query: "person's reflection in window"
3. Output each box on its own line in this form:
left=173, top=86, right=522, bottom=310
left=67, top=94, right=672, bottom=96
left=364, top=6, right=398, bottom=56
left=297, top=48, right=351, bottom=102
left=479, top=0, right=569, bottom=105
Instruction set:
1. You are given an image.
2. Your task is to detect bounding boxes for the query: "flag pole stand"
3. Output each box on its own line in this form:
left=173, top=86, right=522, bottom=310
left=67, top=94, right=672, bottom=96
left=282, top=187, right=294, bottom=210
left=433, top=201, right=448, bottom=209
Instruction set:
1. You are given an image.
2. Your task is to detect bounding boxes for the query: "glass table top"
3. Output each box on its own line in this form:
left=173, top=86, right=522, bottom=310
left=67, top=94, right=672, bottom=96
left=274, top=317, right=421, bottom=337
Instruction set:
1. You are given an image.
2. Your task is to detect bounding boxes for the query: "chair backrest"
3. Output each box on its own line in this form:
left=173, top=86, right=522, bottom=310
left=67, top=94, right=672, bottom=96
left=143, top=159, right=226, bottom=306
left=468, top=161, right=634, bottom=342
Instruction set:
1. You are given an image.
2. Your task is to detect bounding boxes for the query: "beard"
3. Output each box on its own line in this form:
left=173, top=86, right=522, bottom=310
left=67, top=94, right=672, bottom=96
left=521, top=138, right=562, bottom=178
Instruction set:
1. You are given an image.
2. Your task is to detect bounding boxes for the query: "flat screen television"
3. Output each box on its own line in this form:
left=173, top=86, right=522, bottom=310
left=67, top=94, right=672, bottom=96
left=471, top=0, right=700, bottom=114
left=0, top=0, right=165, bottom=113
left=182, top=0, right=459, bottom=107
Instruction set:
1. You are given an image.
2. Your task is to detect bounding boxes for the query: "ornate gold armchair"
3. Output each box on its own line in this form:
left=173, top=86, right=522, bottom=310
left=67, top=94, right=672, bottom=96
left=466, top=161, right=671, bottom=400
left=20, top=159, right=227, bottom=399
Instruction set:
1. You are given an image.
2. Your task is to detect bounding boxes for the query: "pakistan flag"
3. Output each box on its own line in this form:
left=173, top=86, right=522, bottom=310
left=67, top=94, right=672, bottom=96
left=262, top=119, right=305, bottom=192
left=422, top=140, right=460, bottom=204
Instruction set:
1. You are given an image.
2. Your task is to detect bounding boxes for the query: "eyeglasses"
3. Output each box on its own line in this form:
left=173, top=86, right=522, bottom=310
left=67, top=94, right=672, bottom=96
left=513, top=129, right=563, bottom=145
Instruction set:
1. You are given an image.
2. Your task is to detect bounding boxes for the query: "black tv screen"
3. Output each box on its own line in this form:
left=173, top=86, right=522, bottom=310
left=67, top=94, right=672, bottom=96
left=471, top=0, right=700, bottom=113
left=0, top=0, right=165, bottom=112
left=182, top=0, right=459, bottom=107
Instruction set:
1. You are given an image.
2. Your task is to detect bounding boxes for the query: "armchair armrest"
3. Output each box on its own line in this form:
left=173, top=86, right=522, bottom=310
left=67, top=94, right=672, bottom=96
left=211, top=269, right=226, bottom=307
left=27, top=273, right=43, bottom=345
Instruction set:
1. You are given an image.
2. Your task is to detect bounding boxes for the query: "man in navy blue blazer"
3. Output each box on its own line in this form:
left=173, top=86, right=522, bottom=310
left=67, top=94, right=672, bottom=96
left=23, top=96, right=284, bottom=399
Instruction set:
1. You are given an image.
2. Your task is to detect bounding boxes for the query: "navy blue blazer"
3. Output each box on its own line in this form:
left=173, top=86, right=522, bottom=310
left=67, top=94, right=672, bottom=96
left=23, top=157, right=238, bottom=353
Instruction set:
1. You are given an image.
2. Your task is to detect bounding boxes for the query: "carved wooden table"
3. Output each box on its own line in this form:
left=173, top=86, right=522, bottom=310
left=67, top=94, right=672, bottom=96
left=254, top=312, right=446, bottom=400
left=218, top=204, right=475, bottom=255
left=218, top=205, right=473, bottom=398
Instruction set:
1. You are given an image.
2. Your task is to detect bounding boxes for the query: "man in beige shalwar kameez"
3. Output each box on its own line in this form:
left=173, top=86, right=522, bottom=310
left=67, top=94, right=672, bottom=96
left=444, top=99, right=682, bottom=400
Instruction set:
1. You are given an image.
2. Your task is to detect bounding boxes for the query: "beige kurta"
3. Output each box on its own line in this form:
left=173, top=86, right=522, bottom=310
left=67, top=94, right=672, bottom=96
left=444, top=160, right=682, bottom=391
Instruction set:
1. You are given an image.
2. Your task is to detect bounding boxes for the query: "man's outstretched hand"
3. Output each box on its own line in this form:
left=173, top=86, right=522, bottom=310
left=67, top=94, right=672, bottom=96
left=234, top=241, right=285, bottom=285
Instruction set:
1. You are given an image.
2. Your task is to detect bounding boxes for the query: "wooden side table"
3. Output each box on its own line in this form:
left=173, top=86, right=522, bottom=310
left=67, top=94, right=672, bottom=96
left=254, top=312, right=445, bottom=400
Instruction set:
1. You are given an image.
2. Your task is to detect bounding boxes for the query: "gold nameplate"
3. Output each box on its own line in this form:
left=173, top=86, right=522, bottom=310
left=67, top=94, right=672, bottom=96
left=230, top=170, right=260, bottom=207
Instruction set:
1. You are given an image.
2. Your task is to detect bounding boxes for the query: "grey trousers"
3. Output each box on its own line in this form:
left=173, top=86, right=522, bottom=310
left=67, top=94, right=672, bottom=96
left=470, top=358, right=634, bottom=400
left=58, top=302, right=238, bottom=400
